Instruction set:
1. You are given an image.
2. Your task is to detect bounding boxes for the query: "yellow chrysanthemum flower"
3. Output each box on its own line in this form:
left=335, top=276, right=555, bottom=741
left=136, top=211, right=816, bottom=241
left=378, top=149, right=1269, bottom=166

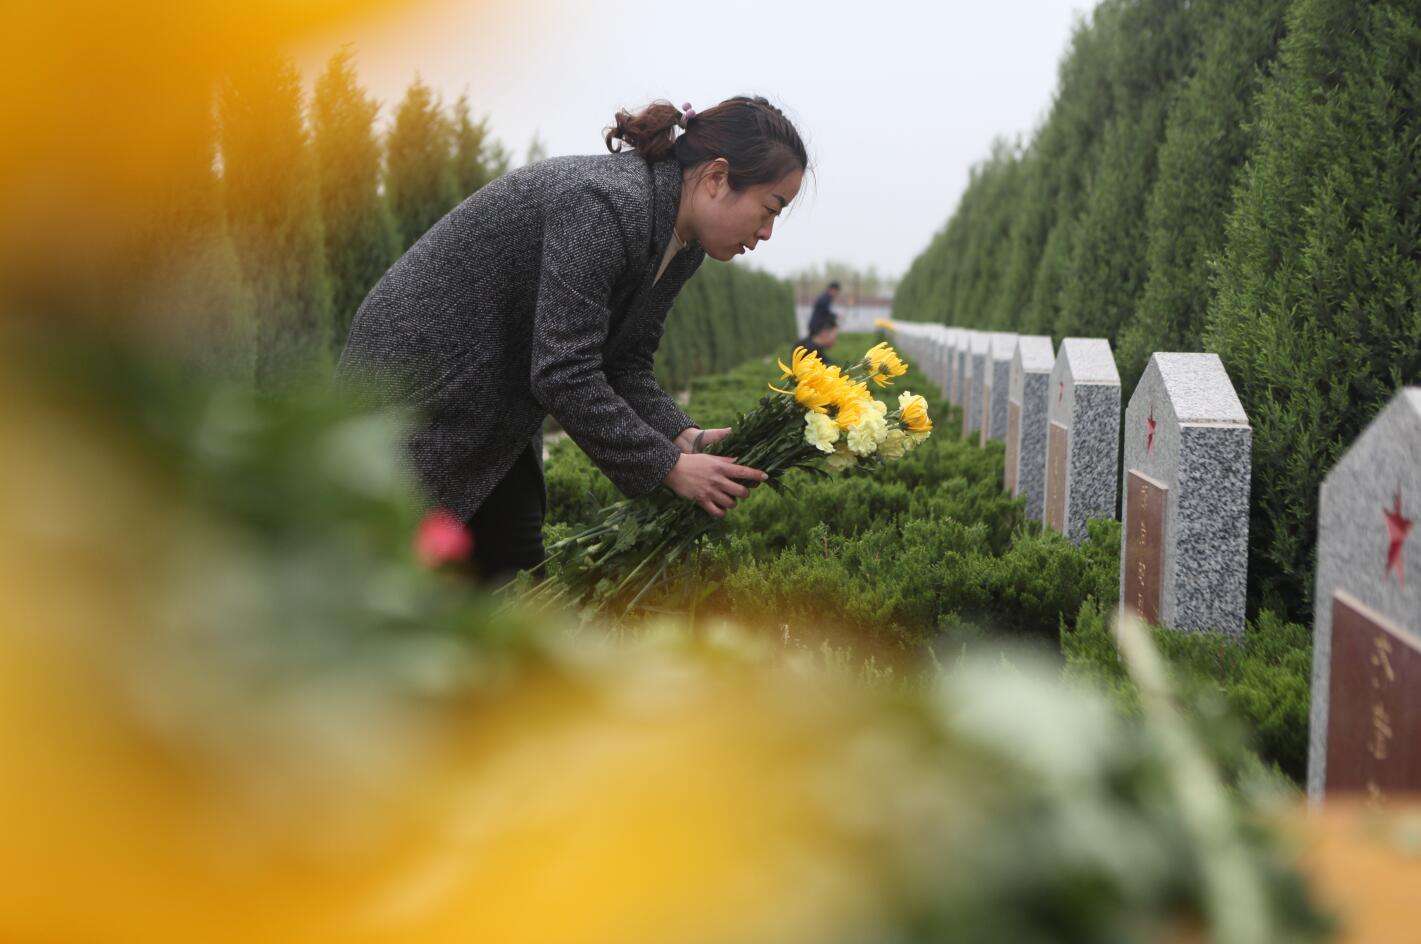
left=897, top=391, right=933, bottom=434
left=770, top=348, right=836, bottom=411
left=776, top=345, right=823, bottom=382
left=865, top=342, right=909, bottom=388
left=788, top=376, right=835, bottom=414
left=832, top=383, right=875, bottom=430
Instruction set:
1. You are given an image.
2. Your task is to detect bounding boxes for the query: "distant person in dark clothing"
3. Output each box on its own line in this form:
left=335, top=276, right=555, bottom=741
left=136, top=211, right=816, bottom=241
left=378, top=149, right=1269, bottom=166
left=807, top=281, right=840, bottom=337
left=794, top=323, right=839, bottom=366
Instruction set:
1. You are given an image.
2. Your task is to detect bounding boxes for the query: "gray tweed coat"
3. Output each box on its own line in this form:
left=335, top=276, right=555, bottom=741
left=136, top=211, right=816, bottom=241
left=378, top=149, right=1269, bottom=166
left=338, top=151, right=705, bottom=519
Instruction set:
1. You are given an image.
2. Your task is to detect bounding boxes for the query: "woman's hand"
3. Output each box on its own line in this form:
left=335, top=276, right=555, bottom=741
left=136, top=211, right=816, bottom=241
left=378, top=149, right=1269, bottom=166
left=674, top=426, right=732, bottom=454
left=663, top=453, right=768, bottom=519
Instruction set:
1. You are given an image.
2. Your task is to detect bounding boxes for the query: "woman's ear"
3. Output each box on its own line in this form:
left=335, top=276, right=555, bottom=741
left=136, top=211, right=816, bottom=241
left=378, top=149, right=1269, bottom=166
left=701, top=158, right=730, bottom=198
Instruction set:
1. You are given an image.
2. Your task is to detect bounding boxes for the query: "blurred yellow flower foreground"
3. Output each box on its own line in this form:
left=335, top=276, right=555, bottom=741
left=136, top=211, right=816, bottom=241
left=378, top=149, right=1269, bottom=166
left=0, top=336, right=1327, bottom=943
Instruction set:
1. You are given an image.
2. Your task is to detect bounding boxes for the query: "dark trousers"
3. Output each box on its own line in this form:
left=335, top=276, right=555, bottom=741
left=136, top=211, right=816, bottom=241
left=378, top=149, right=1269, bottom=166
left=466, top=443, right=547, bottom=588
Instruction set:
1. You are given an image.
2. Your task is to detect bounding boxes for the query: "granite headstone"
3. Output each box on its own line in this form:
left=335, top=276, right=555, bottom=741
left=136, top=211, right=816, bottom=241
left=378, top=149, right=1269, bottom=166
left=1042, top=338, right=1121, bottom=544
left=961, top=331, right=991, bottom=440
left=1308, top=388, right=1421, bottom=803
left=979, top=332, right=1019, bottom=446
left=1119, top=353, right=1251, bottom=635
left=1005, top=335, right=1054, bottom=521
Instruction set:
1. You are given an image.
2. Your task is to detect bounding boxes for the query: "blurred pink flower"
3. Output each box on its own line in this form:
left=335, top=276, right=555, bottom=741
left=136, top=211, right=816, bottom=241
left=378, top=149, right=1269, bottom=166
left=414, top=509, right=473, bottom=568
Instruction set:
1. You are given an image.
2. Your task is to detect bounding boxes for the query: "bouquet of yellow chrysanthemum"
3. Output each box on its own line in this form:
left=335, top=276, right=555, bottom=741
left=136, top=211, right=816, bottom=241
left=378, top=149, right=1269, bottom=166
left=516, top=342, right=932, bottom=620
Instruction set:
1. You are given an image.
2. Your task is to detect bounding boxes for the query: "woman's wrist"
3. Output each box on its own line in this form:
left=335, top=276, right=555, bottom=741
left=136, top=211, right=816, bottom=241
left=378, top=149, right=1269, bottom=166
left=676, top=426, right=704, bottom=453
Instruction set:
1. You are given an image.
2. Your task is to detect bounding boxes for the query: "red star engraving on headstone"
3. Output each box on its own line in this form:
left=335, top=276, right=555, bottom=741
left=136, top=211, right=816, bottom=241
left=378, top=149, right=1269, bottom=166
left=1384, top=489, right=1412, bottom=588
left=1057, top=381, right=1064, bottom=404
left=1146, top=404, right=1157, bottom=455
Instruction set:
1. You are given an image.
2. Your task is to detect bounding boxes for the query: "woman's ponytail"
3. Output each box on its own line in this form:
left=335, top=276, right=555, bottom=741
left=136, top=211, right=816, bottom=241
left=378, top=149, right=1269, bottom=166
left=605, top=95, right=808, bottom=192
left=604, top=100, right=682, bottom=162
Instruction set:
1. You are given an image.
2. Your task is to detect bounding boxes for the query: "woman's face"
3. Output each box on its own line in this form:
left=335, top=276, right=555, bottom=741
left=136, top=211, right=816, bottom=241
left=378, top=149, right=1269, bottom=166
left=689, top=161, right=804, bottom=262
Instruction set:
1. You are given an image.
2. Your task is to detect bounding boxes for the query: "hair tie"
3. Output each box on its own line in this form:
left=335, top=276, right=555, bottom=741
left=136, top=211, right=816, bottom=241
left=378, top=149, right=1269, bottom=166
left=678, top=102, right=696, bottom=129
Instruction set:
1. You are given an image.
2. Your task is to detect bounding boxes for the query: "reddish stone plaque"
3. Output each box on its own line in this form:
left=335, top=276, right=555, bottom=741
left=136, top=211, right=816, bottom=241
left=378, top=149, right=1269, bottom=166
left=1045, top=421, right=1068, bottom=534
left=1004, top=400, right=1022, bottom=494
left=1324, top=591, right=1421, bottom=799
left=979, top=382, right=992, bottom=447
left=1122, top=469, right=1167, bottom=625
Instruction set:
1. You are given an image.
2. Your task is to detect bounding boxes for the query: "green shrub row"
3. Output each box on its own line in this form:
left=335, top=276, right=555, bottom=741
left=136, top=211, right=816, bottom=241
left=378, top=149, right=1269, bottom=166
left=1064, top=600, right=1313, bottom=782
left=545, top=332, right=1315, bottom=780
left=546, top=334, right=1117, bottom=652
left=893, top=0, right=1420, bottom=620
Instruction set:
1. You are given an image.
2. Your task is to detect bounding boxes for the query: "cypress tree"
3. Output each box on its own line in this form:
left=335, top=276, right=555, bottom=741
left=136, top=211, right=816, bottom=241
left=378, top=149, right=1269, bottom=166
left=386, top=76, right=460, bottom=250
left=450, top=93, right=500, bottom=197
left=954, top=140, right=1023, bottom=330
left=1018, top=5, right=1120, bottom=336
left=219, top=52, right=334, bottom=388
left=1204, top=0, right=1421, bottom=617
left=138, top=95, right=256, bottom=384
left=524, top=130, right=549, bottom=167
left=312, top=47, right=398, bottom=352
left=987, top=145, right=1050, bottom=332
left=1115, top=0, right=1290, bottom=391
left=1054, top=0, right=1201, bottom=342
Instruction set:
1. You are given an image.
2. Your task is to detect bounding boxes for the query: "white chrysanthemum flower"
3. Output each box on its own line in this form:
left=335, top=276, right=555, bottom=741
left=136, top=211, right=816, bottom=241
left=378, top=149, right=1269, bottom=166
left=803, top=410, right=840, bottom=453
left=871, top=399, right=888, bottom=416
left=879, top=427, right=908, bottom=461
left=825, top=442, right=856, bottom=473
left=846, top=411, right=887, bottom=456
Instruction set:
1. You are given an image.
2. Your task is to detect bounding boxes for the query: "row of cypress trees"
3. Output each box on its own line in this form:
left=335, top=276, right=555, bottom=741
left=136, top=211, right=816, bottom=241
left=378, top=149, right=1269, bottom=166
left=655, top=262, right=796, bottom=393
left=161, top=48, right=794, bottom=398
left=894, top=0, right=1420, bottom=619
left=208, top=49, right=510, bottom=387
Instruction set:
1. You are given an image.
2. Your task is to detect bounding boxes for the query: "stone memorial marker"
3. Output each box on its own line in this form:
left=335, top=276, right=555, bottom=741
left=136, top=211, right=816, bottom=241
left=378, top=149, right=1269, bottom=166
left=1118, top=353, right=1250, bottom=635
left=961, top=332, right=991, bottom=440
left=939, top=327, right=953, bottom=398
left=930, top=326, right=949, bottom=397
left=944, top=328, right=962, bottom=406
left=979, top=332, right=1019, bottom=446
left=1042, top=338, right=1120, bottom=544
left=1005, top=335, right=1054, bottom=521
left=1308, top=388, right=1421, bottom=803
left=954, top=330, right=976, bottom=414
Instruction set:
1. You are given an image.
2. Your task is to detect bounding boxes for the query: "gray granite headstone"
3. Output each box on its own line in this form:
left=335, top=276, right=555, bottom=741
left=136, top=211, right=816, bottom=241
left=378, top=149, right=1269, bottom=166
left=940, top=327, right=954, bottom=398
left=979, top=332, right=1019, bottom=446
left=946, top=328, right=964, bottom=406
left=961, top=331, right=991, bottom=440
left=955, top=330, right=977, bottom=415
left=1005, top=335, right=1054, bottom=521
left=1043, top=338, right=1121, bottom=544
left=1118, top=354, right=1250, bottom=636
left=1307, top=388, right=1421, bottom=803
left=931, top=326, right=950, bottom=397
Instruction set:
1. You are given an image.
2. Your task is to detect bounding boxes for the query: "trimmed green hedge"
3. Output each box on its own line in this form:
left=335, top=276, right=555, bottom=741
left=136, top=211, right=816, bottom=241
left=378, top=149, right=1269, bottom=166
left=1064, top=600, right=1312, bottom=782
left=547, top=334, right=1114, bottom=651
left=545, top=332, right=1315, bottom=781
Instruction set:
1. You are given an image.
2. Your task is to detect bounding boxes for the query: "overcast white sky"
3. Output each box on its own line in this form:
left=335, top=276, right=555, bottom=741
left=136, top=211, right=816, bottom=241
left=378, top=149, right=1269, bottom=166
left=297, top=0, right=1087, bottom=280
